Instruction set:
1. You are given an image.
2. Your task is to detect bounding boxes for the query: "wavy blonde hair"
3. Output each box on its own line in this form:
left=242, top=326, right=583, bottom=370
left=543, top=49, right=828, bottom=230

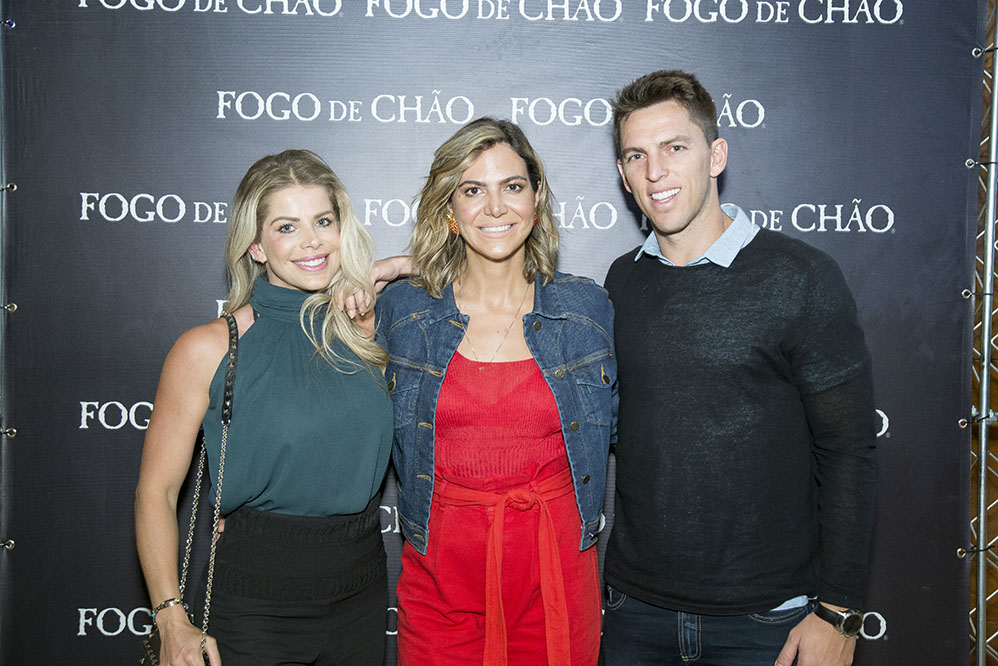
left=224, top=149, right=386, bottom=371
left=411, top=118, right=559, bottom=298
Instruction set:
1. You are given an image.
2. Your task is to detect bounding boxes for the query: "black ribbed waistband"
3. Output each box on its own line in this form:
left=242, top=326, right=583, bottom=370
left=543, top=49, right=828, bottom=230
left=204, top=495, right=387, bottom=602
left=222, top=494, right=382, bottom=544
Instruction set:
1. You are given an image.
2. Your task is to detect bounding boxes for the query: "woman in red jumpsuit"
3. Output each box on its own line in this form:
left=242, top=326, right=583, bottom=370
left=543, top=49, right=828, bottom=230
left=375, top=118, right=617, bottom=665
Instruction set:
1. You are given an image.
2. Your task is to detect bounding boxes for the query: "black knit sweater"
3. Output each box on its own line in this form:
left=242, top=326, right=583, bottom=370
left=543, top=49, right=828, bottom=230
left=603, top=229, right=877, bottom=614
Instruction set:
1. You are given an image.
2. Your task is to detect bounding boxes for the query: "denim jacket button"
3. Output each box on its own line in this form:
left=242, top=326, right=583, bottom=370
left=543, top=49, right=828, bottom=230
left=533, top=321, right=542, bottom=331
left=569, top=421, right=580, bottom=431
left=554, top=368, right=565, bottom=379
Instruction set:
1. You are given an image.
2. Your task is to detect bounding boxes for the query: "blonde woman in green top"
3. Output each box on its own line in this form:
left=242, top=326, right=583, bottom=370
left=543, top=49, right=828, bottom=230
left=135, top=150, right=393, bottom=666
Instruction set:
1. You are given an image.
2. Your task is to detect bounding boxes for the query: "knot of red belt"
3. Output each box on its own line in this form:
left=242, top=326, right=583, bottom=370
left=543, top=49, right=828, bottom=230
left=434, top=472, right=576, bottom=666
left=503, top=487, right=538, bottom=507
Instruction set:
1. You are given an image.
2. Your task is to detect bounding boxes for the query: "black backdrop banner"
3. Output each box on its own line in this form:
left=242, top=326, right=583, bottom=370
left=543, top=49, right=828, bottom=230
left=0, top=1, right=982, bottom=663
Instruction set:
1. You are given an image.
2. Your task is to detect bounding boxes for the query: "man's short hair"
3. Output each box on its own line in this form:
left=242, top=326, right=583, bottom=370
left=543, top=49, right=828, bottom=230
left=612, top=70, right=718, bottom=159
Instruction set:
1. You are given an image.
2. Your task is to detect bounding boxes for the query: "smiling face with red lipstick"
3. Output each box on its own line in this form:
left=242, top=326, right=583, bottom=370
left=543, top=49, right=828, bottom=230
left=250, top=184, right=341, bottom=292
left=616, top=99, right=729, bottom=264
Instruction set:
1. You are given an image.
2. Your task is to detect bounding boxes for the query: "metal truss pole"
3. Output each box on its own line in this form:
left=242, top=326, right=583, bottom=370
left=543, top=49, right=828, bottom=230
left=977, top=9, right=998, bottom=663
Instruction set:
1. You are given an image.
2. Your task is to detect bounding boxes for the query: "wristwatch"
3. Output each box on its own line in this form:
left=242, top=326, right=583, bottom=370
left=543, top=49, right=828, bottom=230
left=813, top=602, right=864, bottom=637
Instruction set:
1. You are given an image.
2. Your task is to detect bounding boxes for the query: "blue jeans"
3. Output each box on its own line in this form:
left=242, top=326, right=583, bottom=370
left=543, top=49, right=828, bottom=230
left=601, top=585, right=814, bottom=666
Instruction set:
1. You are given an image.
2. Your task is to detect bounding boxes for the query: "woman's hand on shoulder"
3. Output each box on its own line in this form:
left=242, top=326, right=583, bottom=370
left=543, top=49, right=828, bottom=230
left=336, top=255, right=417, bottom=319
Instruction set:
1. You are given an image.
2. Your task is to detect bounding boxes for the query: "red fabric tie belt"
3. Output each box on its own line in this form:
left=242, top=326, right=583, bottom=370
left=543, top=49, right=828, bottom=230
left=433, top=470, right=576, bottom=666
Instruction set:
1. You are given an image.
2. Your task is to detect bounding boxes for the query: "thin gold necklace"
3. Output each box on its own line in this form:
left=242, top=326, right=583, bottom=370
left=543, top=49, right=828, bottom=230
left=459, top=280, right=531, bottom=366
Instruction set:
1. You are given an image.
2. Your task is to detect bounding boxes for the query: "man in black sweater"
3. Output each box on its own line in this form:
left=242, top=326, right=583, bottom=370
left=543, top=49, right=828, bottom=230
left=599, top=70, right=876, bottom=666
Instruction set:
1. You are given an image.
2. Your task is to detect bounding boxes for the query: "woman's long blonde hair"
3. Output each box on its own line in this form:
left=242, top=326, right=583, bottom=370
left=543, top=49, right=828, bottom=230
left=224, top=149, right=386, bottom=370
left=411, top=118, right=559, bottom=298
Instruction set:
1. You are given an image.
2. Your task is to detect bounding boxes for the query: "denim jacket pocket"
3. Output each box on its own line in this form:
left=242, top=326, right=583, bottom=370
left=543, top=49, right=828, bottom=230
left=570, top=352, right=615, bottom=426
left=386, top=360, right=423, bottom=428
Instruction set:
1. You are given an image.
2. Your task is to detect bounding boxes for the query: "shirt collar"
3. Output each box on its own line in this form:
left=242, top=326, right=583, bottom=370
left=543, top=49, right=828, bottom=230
left=634, top=203, right=759, bottom=268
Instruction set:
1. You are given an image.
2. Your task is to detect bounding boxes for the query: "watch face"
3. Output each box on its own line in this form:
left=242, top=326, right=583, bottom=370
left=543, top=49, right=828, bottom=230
left=841, top=612, right=864, bottom=636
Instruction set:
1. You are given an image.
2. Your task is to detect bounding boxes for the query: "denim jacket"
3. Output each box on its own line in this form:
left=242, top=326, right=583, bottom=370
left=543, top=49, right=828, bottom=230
left=376, top=272, right=617, bottom=555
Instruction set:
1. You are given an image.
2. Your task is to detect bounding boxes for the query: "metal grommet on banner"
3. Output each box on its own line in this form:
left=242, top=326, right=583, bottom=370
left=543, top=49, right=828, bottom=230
left=2, top=540, right=13, bottom=551
left=959, top=418, right=969, bottom=428
left=962, top=289, right=973, bottom=299
left=2, top=19, right=13, bottom=29
left=3, top=182, right=15, bottom=192
left=3, top=303, right=16, bottom=313
left=973, top=46, right=984, bottom=58
left=957, top=544, right=993, bottom=558
left=2, top=428, right=15, bottom=438
left=967, top=158, right=979, bottom=169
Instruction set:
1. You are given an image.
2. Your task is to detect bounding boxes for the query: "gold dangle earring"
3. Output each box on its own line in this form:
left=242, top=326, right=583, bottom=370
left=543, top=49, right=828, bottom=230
left=447, top=211, right=459, bottom=235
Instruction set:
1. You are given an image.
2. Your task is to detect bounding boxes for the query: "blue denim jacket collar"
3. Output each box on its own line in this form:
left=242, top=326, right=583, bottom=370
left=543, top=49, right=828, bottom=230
left=425, top=282, right=463, bottom=324
left=532, top=275, right=571, bottom=320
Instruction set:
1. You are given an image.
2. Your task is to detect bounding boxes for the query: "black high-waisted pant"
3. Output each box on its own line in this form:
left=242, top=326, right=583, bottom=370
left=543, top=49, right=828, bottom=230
left=194, top=495, right=388, bottom=666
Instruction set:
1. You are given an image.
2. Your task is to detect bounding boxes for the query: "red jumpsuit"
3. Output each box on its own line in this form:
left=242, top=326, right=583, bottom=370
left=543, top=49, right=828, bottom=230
left=397, top=352, right=601, bottom=666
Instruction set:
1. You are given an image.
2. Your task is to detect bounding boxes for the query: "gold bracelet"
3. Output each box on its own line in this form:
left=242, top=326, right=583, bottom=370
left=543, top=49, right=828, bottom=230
left=151, top=597, right=185, bottom=619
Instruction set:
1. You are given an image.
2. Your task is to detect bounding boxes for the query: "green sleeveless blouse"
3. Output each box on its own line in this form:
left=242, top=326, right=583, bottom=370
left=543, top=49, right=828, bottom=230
left=202, top=277, right=392, bottom=516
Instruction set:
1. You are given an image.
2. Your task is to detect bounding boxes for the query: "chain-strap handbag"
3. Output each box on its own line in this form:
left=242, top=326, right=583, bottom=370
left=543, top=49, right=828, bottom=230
left=141, top=313, right=239, bottom=665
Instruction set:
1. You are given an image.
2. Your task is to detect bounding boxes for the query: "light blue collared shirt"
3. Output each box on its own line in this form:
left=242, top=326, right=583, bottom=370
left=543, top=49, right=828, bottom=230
left=634, top=203, right=760, bottom=268
left=633, top=202, right=809, bottom=613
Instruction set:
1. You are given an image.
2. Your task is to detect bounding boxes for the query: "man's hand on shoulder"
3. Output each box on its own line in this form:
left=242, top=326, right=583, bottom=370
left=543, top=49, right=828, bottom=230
left=775, top=605, right=856, bottom=666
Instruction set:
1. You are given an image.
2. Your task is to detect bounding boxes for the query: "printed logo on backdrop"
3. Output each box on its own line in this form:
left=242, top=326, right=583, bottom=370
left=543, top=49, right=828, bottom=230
left=364, top=0, right=623, bottom=21
left=80, top=193, right=228, bottom=225
left=74, top=0, right=625, bottom=20
left=78, top=608, right=154, bottom=637
left=214, top=90, right=764, bottom=134
left=737, top=200, right=895, bottom=234
left=76, top=0, right=903, bottom=25
left=363, top=196, right=619, bottom=229
left=76, top=0, right=343, bottom=15
left=380, top=504, right=402, bottom=534
left=643, top=0, right=902, bottom=24
left=216, top=90, right=475, bottom=124
left=80, top=401, right=153, bottom=430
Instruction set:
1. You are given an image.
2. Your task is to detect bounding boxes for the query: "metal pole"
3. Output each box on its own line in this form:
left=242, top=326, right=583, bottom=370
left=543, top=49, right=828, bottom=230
left=977, top=11, right=998, bottom=663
